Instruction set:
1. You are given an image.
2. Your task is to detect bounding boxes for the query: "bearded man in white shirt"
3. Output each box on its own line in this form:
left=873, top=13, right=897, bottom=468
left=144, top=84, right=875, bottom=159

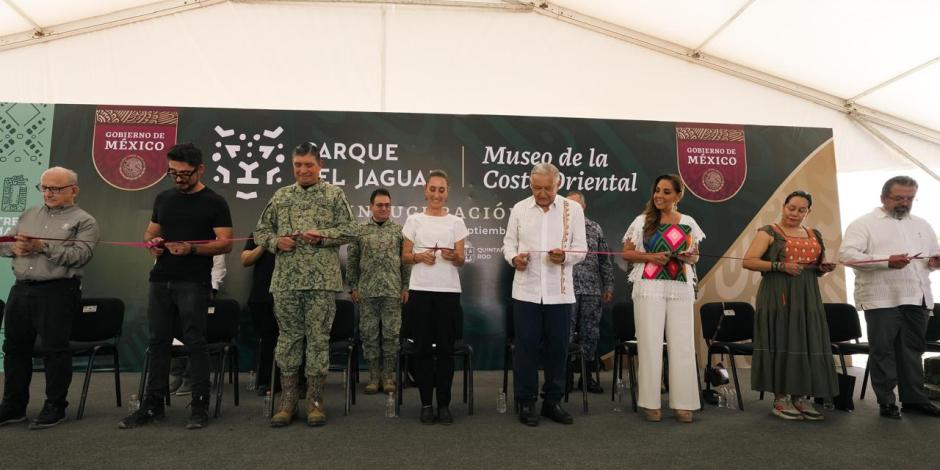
left=839, top=175, right=940, bottom=419
left=503, top=163, right=587, bottom=427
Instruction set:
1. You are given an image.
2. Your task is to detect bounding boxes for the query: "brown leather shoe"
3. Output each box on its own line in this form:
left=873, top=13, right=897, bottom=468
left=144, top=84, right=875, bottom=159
left=364, top=381, right=380, bottom=395
left=675, top=409, right=694, bottom=423
left=270, top=375, right=299, bottom=428
left=643, top=408, right=662, bottom=422
left=382, top=379, right=396, bottom=395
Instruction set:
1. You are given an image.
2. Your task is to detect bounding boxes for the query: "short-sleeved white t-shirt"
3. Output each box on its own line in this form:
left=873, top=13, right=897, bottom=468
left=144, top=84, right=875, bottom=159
left=402, top=212, right=469, bottom=293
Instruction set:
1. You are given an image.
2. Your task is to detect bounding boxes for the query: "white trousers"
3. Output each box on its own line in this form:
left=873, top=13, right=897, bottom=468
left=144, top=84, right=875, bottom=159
left=633, top=295, right=699, bottom=411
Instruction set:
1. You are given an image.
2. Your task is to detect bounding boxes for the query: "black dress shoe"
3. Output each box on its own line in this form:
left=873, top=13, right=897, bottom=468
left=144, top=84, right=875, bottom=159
left=879, top=403, right=902, bottom=419
left=541, top=401, right=574, bottom=424
left=437, top=406, right=453, bottom=425
left=420, top=406, right=435, bottom=425
left=519, top=402, right=539, bottom=427
left=901, top=402, right=940, bottom=417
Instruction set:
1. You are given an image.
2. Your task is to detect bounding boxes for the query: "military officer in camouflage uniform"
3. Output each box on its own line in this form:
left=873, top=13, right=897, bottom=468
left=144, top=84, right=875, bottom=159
left=348, top=188, right=411, bottom=395
left=567, top=191, right=614, bottom=394
left=254, top=142, right=356, bottom=427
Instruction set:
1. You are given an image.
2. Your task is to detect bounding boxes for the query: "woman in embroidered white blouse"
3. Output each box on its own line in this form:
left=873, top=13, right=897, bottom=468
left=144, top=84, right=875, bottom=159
left=621, top=174, right=704, bottom=423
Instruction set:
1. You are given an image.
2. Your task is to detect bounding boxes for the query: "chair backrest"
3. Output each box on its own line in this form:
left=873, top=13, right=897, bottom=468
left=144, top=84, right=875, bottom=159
left=71, top=297, right=125, bottom=342
left=611, top=301, right=636, bottom=342
left=926, top=304, right=940, bottom=342
left=331, top=299, right=356, bottom=342
left=824, top=302, right=862, bottom=343
left=699, top=302, right=755, bottom=343
left=205, top=298, right=240, bottom=343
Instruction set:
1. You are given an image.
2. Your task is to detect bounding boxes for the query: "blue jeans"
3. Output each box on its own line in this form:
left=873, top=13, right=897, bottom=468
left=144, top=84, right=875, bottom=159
left=144, top=281, right=211, bottom=398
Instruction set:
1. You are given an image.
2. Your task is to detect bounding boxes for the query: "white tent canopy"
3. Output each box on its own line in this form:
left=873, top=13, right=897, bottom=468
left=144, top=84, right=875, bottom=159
left=0, top=0, right=938, bottom=174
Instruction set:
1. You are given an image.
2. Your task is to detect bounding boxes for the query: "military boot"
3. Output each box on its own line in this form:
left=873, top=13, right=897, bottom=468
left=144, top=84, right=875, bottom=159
left=270, top=374, right=299, bottom=428
left=364, top=366, right=381, bottom=395
left=306, top=375, right=327, bottom=427
left=382, top=356, right=398, bottom=394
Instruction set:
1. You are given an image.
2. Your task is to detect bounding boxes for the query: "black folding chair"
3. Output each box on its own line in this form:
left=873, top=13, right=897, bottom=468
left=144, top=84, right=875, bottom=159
left=502, top=303, right=587, bottom=414
left=397, top=304, right=474, bottom=416
left=70, top=298, right=124, bottom=420
left=139, top=298, right=241, bottom=418
left=266, top=299, right=360, bottom=417
left=610, top=301, right=639, bottom=410
left=824, top=302, right=872, bottom=398
left=700, top=301, right=757, bottom=410
left=330, top=299, right=358, bottom=415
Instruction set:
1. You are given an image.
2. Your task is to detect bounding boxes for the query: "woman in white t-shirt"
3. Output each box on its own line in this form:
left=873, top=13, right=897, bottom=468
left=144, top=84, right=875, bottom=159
left=401, top=170, right=468, bottom=425
left=621, top=174, right=704, bottom=424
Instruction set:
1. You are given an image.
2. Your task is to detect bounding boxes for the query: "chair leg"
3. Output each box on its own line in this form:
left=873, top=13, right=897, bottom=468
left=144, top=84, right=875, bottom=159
left=611, top=349, right=620, bottom=402
left=861, top=361, right=871, bottom=400
left=113, top=347, right=122, bottom=408
left=629, top=354, right=638, bottom=412
left=594, top=350, right=601, bottom=387
left=345, top=346, right=352, bottom=416
left=269, top=354, right=277, bottom=418
left=837, top=351, right=849, bottom=375
left=580, top=350, right=588, bottom=414
left=467, top=351, right=474, bottom=415
left=395, top=352, right=403, bottom=416
left=214, top=349, right=226, bottom=418
left=694, top=354, right=704, bottom=412
left=232, top=348, right=240, bottom=407
left=727, top=351, right=744, bottom=411
left=77, top=349, right=99, bottom=420
left=138, top=348, right=151, bottom=400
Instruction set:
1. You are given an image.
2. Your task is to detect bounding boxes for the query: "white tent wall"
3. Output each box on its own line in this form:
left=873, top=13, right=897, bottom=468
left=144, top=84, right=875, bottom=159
left=0, top=2, right=936, bottom=195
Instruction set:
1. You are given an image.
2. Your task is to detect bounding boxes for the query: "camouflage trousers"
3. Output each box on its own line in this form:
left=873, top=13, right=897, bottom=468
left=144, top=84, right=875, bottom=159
left=272, top=290, right=335, bottom=381
left=359, top=296, right=401, bottom=382
left=570, top=294, right=602, bottom=360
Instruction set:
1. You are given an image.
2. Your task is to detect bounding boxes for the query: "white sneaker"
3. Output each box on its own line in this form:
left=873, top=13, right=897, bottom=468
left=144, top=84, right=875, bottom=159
left=772, top=397, right=804, bottom=420
left=792, top=397, right=824, bottom=421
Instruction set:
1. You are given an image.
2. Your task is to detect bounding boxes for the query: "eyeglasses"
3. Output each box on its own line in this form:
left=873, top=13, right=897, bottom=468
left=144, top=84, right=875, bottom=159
left=373, top=203, right=392, bottom=208
left=887, top=195, right=916, bottom=203
left=166, top=169, right=197, bottom=179
left=36, top=184, right=74, bottom=194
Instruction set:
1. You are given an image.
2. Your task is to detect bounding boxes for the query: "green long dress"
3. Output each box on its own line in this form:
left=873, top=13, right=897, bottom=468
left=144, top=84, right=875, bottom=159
left=750, top=225, right=839, bottom=398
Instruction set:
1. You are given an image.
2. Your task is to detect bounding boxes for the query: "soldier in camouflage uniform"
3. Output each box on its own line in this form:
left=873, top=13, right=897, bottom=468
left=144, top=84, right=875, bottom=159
left=348, top=188, right=411, bottom=395
left=567, top=191, right=614, bottom=394
left=254, top=142, right=357, bottom=428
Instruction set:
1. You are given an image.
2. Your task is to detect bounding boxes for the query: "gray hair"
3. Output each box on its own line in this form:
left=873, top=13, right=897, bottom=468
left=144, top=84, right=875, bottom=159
left=530, top=162, right=560, bottom=184
left=42, top=166, right=78, bottom=185
left=881, top=175, right=917, bottom=197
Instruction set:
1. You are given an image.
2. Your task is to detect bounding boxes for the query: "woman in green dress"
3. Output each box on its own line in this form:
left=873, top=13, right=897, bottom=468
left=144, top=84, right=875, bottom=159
left=742, top=191, right=838, bottom=420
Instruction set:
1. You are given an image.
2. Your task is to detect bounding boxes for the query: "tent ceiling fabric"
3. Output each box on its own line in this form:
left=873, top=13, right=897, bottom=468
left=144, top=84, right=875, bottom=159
left=0, top=0, right=938, bottom=135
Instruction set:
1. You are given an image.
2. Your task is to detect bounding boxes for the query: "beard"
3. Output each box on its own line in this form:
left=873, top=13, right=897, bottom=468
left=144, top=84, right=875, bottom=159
left=891, top=206, right=910, bottom=219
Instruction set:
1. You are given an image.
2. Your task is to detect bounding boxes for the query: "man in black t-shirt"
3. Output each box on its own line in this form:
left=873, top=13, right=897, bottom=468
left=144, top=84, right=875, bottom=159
left=119, top=143, right=233, bottom=430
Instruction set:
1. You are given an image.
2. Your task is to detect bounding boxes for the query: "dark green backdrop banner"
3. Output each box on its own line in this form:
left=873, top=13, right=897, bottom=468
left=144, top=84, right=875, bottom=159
left=6, top=103, right=833, bottom=371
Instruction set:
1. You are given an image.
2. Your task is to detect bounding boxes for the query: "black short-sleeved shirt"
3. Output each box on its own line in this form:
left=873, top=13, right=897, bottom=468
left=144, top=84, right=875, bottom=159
left=243, top=233, right=275, bottom=304
left=149, top=186, right=232, bottom=286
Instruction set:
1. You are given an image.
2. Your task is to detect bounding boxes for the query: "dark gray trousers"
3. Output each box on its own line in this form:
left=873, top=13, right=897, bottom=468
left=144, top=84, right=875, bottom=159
left=864, top=304, right=930, bottom=406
